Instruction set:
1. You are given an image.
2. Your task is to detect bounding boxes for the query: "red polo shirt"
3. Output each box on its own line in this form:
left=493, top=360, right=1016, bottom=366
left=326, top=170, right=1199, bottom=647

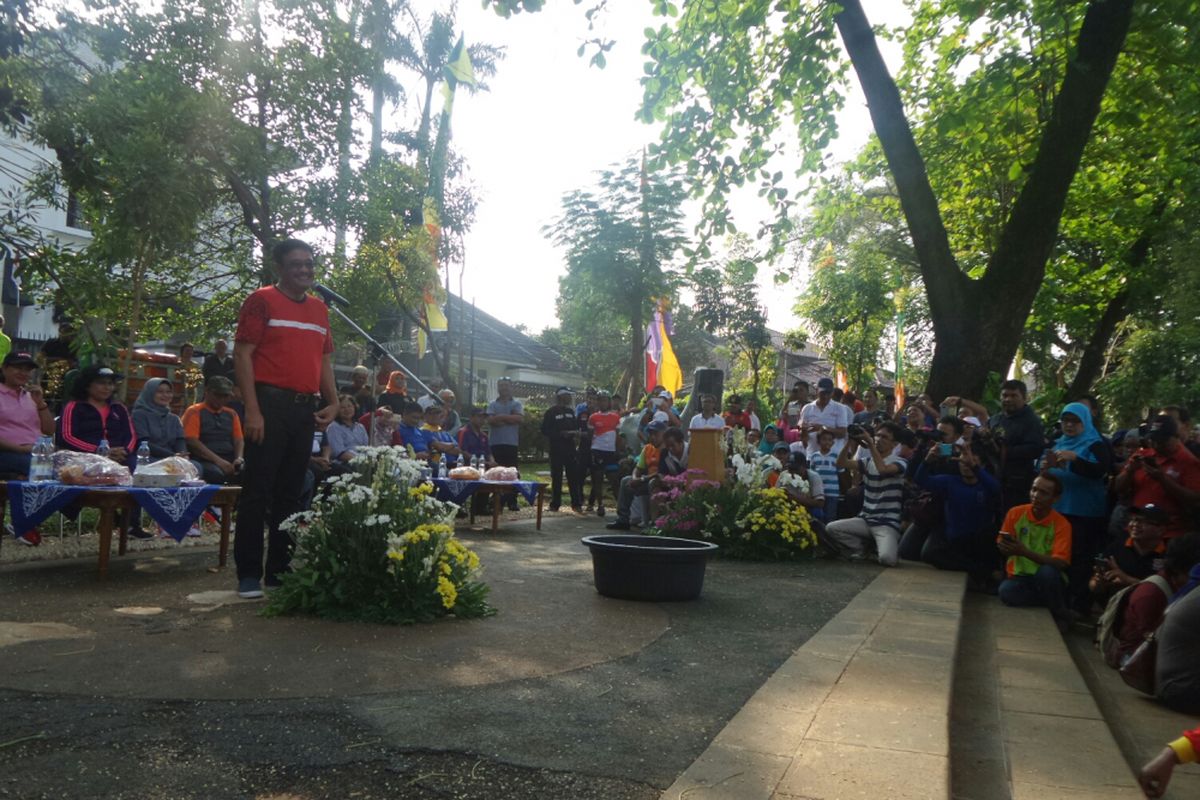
left=235, top=286, right=333, bottom=394
left=1129, top=445, right=1200, bottom=539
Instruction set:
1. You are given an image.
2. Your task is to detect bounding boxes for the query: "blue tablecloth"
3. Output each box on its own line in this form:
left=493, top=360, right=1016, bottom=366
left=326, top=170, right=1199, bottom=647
left=430, top=478, right=540, bottom=506
left=6, top=481, right=221, bottom=543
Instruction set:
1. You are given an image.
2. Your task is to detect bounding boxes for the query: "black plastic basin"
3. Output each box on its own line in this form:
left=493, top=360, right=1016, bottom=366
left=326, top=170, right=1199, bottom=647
left=581, top=534, right=719, bottom=602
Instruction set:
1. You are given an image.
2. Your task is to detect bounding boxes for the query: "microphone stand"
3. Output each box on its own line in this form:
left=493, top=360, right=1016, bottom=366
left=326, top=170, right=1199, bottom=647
left=319, top=296, right=445, bottom=449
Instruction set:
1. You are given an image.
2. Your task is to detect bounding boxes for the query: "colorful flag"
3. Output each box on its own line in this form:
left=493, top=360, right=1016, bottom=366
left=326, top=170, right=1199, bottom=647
left=645, top=300, right=682, bottom=395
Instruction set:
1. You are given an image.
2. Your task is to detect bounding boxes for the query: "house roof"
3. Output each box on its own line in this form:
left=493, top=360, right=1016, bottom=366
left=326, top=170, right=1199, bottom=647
left=443, top=293, right=572, bottom=374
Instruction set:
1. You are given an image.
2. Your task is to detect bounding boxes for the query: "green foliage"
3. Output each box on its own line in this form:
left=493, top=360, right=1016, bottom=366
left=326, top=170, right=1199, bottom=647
left=545, top=156, right=689, bottom=399
left=648, top=472, right=819, bottom=561
left=265, top=448, right=492, bottom=625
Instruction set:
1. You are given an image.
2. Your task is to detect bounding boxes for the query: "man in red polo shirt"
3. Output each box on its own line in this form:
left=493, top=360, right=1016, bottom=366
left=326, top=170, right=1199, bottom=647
left=232, top=239, right=339, bottom=599
left=1115, top=414, right=1200, bottom=541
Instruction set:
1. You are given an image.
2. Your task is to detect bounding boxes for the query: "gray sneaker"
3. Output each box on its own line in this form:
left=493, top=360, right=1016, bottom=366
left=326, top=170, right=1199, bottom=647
left=237, top=577, right=264, bottom=599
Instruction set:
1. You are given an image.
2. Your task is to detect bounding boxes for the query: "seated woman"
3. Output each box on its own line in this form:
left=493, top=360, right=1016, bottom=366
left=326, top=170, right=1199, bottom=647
left=325, top=394, right=368, bottom=466
left=57, top=364, right=143, bottom=537
left=131, top=378, right=186, bottom=459
left=57, top=364, right=137, bottom=462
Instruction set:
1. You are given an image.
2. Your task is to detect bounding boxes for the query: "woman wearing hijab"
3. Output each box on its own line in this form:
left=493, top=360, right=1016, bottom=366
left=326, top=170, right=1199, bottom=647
left=132, top=377, right=186, bottom=458
left=1043, top=401, right=1113, bottom=615
left=758, top=424, right=782, bottom=456
left=377, top=371, right=409, bottom=414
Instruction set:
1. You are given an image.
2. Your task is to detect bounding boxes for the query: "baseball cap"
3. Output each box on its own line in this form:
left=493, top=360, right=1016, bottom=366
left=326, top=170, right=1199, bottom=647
left=646, top=420, right=667, bottom=433
left=555, top=386, right=572, bottom=396
left=962, top=416, right=982, bottom=428
left=468, top=406, right=487, bottom=416
left=773, top=442, right=790, bottom=453
left=206, top=375, right=234, bottom=394
left=1128, top=504, right=1169, bottom=525
left=817, top=377, right=835, bottom=391
left=2, top=351, right=36, bottom=367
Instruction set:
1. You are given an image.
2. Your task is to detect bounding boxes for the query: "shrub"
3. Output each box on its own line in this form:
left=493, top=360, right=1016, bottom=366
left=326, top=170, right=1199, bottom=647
left=264, top=447, right=492, bottom=624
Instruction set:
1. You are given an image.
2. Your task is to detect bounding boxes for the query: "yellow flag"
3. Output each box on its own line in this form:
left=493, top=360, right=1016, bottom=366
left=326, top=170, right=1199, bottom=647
left=658, top=318, right=683, bottom=395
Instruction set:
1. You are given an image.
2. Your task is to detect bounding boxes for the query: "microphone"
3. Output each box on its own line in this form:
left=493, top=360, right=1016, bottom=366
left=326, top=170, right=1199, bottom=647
left=313, top=283, right=350, bottom=308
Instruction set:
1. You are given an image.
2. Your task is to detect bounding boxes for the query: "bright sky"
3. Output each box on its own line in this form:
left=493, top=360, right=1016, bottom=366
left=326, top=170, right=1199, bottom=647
left=410, top=1, right=902, bottom=336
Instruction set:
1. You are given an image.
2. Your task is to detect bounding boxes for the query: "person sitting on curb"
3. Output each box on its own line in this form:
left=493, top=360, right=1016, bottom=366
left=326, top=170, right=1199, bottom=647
left=606, top=420, right=667, bottom=531
left=1106, top=533, right=1200, bottom=669
left=1139, top=724, right=1200, bottom=797
left=1089, top=504, right=1169, bottom=608
left=1154, top=552, right=1200, bottom=713
left=996, top=473, right=1073, bottom=633
left=182, top=376, right=245, bottom=485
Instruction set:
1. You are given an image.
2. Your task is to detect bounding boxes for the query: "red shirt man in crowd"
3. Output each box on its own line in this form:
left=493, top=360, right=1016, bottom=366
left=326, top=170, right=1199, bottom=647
left=1115, top=414, right=1200, bottom=541
left=232, top=239, right=339, bottom=599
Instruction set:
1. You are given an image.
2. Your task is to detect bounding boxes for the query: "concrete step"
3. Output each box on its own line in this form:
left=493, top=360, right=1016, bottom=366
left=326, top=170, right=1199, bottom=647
left=955, top=597, right=1143, bottom=799
left=661, top=565, right=964, bottom=800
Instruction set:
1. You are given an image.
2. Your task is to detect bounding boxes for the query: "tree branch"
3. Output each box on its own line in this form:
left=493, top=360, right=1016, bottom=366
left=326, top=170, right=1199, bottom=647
left=834, top=0, right=967, bottom=332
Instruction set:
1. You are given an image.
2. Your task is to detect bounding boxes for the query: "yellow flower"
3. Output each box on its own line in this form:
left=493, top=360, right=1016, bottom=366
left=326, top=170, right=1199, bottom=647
left=436, top=575, right=458, bottom=609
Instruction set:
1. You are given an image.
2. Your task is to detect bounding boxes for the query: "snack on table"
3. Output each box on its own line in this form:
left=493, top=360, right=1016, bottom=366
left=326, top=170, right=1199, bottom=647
left=138, top=456, right=200, bottom=480
left=52, top=452, right=132, bottom=486
left=448, top=466, right=481, bottom=480
left=482, top=466, right=519, bottom=482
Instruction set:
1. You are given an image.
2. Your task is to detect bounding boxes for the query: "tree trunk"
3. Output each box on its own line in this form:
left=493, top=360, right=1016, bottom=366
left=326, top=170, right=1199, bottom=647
left=836, top=0, right=1136, bottom=400
left=628, top=301, right=644, bottom=409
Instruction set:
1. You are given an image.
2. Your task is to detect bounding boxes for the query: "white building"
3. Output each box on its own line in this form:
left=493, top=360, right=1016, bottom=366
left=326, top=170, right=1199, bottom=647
left=0, top=126, right=91, bottom=347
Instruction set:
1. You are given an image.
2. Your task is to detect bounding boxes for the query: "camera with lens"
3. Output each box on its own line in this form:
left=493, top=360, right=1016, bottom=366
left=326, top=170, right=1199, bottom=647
left=847, top=423, right=870, bottom=440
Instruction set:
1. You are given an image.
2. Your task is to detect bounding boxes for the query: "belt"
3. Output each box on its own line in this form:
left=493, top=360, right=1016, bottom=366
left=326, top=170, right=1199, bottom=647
left=256, top=383, right=319, bottom=405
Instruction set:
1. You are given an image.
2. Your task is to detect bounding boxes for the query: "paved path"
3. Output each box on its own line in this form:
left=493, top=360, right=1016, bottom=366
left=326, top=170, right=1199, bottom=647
left=662, top=565, right=964, bottom=800
left=0, top=514, right=880, bottom=799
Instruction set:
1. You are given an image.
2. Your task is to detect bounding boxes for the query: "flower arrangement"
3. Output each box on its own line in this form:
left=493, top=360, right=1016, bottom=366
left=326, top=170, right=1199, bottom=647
left=774, top=470, right=809, bottom=494
left=731, top=453, right=781, bottom=488
left=730, top=487, right=818, bottom=560
left=649, top=470, right=818, bottom=561
left=265, top=446, right=492, bottom=624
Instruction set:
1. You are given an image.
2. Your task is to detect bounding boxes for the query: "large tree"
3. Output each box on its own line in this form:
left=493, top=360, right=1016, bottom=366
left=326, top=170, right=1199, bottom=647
left=489, top=0, right=1143, bottom=399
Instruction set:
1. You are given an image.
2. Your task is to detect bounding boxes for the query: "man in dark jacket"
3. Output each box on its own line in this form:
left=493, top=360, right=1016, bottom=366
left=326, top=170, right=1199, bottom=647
left=542, top=387, right=582, bottom=513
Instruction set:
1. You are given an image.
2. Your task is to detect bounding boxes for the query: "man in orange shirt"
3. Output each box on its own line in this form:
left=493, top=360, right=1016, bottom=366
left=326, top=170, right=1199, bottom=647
left=606, top=420, right=666, bottom=530
left=181, top=376, right=244, bottom=485
left=232, top=239, right=339, bottom=599
left=996, top=473, right=1073, bottom=631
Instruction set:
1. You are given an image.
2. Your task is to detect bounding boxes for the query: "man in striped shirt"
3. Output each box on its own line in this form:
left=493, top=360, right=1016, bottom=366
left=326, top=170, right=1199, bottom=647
left=820, top=421, right=908, bottom=565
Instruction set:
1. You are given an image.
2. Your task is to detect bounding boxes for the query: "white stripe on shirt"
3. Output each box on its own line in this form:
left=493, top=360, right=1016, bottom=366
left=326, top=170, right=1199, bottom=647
left=267, top=318, right=328, bottom=336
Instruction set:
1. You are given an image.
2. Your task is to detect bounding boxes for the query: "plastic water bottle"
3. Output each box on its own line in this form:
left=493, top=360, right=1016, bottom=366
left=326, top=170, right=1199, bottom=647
left=437, top=459, right=446, bottom=479
left=136, top=440, right=151, bottom=472
left=97, top=438, right=111, bottom=459
left=29, top=437, right=52, bottom=482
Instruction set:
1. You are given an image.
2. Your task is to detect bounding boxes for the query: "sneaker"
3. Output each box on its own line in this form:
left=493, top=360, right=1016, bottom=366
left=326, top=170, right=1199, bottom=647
left=571, top=506, right=584, bottom=515
left=16, top=530, right=41, bottom=547
left=605, top=519, right=631, bottom=531
left=185, top=526, right=203, bottom=538
left=128, top=527, right=155, bottom=541
left=596, top=506, right=606, bottom=517
left=237, top=578, right=264, bottom=599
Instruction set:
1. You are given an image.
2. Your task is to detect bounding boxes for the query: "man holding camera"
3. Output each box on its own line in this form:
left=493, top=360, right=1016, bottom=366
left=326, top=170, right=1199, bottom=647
left=820, top=420, right=907, bottom=565
left=1114, top=414, right=1200, bottom=541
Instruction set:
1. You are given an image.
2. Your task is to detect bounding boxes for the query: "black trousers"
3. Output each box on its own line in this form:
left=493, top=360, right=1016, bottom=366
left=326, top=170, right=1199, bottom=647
left=549, top=445, right=582, bottom=509
left=234, top=385, right=316, bottom=581
left=491, top=444, right=520, bottom=509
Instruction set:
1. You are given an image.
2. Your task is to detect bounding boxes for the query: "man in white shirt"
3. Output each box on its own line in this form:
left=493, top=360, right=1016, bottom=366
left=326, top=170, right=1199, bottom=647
left=688, top=394, right=725, bottom=430
left=798, top=376, right=851, bottom=454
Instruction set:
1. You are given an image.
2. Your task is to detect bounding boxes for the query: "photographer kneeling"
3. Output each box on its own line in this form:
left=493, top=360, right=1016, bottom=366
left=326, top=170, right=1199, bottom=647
left=899, top=444, right=1001, bottom=587
left=819, top=421, right=909, bottom=566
